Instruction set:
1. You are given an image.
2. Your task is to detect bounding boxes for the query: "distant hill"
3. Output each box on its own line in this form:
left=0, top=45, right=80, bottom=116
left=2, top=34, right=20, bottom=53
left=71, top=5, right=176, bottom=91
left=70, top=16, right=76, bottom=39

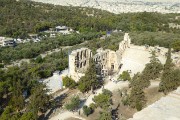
left=0, top=0, right=179, bottom=38
left=30, top=0, right=180, bottom=13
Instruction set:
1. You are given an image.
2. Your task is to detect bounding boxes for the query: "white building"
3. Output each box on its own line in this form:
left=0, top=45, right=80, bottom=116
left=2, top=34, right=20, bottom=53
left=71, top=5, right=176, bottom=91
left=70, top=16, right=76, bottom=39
left=55, top=26, right=71, bottom=35
left=0, top=37, right=15, bottom=47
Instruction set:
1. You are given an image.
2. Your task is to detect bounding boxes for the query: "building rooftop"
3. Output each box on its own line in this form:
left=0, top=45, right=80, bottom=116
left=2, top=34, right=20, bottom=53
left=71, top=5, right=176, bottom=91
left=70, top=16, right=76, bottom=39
left=56, top=26, right=68, bottom=30
left=3, top=38, right=14, bottom=41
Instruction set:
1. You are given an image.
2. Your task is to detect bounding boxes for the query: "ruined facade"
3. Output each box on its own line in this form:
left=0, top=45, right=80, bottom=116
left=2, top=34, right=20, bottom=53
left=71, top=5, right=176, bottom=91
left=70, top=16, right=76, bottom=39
left=94, top=33, right=131, bottom=76
left=169, top=23, right=180, bottom=29
left=69, top=33, right=131, bottom=81
left=94, top=49, right=120, bottom=76
left=69, top=48, right=92, bottom=82
left=119, top=33, right=131, bottom=51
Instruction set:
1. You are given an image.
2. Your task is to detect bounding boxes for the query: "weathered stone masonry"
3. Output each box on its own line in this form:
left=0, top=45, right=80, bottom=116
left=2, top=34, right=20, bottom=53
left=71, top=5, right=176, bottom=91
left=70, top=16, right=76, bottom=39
left=69, top=33, right=131, bottom=81
left=69, top=48, right=92, bottom=82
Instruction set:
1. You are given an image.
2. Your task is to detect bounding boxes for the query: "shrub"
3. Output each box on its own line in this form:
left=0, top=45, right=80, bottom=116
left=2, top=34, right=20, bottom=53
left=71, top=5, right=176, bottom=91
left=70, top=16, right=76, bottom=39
left=136, top=101, right=143, bottom=111
left=118, top=71, right=131, bottom=81
left=89, top=103, right=97, bottom=110
left=102, top=89, right=112, bottom=97
left=0, top=64, right=4, bottom=68
left=65, top=96, right=80, bottom=111
left=83, top=105, right=93, bottom=117
left=63, top=76, right=77, bottom=89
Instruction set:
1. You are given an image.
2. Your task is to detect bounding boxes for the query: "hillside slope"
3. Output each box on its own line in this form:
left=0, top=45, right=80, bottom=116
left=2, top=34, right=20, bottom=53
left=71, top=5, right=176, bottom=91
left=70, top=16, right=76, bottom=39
left=128, top=87, right=180, bottom=120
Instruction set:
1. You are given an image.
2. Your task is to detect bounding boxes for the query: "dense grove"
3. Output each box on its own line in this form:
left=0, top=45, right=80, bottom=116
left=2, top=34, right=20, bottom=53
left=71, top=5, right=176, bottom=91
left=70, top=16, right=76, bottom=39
left=0, top=0, right=180, bottom=38
left=1, top=0, right=180, bottom=64
left=0, top=50, right=68, bottom=119
left=0, top=32, right=100, bottom=64
left=130, top=32, right=180, bottom=48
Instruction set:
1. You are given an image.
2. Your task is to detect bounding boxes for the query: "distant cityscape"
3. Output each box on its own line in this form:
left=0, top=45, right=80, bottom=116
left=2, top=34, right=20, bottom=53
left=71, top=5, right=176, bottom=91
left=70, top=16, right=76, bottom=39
left=31, top=0, right=180, bottom=14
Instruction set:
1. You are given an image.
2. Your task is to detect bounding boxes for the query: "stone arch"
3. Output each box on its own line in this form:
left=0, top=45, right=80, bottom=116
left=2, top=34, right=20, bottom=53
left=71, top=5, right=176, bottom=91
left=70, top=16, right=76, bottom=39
left=84, top=60, right=86, bottom=66
left=84, top=50, right=87, bottom=58
left=77, top=52, right=79, bottom=60
left=80, top=62, right=83, bottom=68
left=80, top=51, right=83, bottom=59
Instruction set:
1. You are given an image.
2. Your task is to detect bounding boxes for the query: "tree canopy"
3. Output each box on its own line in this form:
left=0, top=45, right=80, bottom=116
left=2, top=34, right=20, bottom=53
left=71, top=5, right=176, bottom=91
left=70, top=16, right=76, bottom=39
left=78, top=59, right=101, bottom=93
left=93, top=89, right=112, bottom=109
left=118, top=71, right=131, bottom=81
left=63, top=76, right=77, bottom=89
left=65, top=96, right=81, bottom=111
left=159, top=48, right=180, bottom=94
left=141, top=51, right=163, bottom=81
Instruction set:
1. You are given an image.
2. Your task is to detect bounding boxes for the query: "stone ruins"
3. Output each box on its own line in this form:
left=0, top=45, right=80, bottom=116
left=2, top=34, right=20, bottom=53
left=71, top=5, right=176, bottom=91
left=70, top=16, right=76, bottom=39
left=69, top=33, right=131, bottom=82
left=69, top=48, right=92, bottom=82
left=94, top=33, right=131, bottom=76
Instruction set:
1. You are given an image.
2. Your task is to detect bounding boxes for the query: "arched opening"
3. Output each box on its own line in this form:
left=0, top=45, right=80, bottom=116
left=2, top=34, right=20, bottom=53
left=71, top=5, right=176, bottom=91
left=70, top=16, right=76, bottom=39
left=84, top=50, right=87, bottom=58
left=80, top=51, right=83, bottom=59
left=84, top=60, right=86, bottom=66
left=76, top=52, right=79, bottom=60
left=111, top=63, right=114, bottom=70
left=80, top=62, right=83, bottom=68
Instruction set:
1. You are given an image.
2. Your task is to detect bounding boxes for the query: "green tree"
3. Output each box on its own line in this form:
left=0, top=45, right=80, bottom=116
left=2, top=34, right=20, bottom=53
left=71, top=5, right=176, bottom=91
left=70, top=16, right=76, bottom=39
left=98, top=110, right=112, bottom=120
left=171, top=40, right=180, bottom=52
left=102, top=89, right=112, bottom=97
left=129, top=73, right=150, bottom=89
left=0, top=81, right=6, bottom=102
left=118, top=71, right=131, bottom=81
left=28, top=83, right=51, bottom=119
left=78, top=59, right=100, bottom=93
left=142, top=51, right=163, bottom=81
left=65, top=96, right=81, bottom=111
left=10, top=80, right=25, bottom=112
left=93, top=94, right=111, bottom=109
left=83, top=105, right=93, bottom=117
left=159, top=48, right=177, bottom=94
left=128, top=86, right=145, bottom=110
left=20, top=112, right=35, bottom=120
left=128, top=73, right=146, bottom=110
left=93, top=89, right=112, bottom=109
left=63, top=76, right=77, bottom=89
left=89, top=103, right=97, bottom=110
left=0, top=106, right=13, bottom=120
left=159, top=68, right=180, bottom=94
left=35, top=55, right=44, bottom=63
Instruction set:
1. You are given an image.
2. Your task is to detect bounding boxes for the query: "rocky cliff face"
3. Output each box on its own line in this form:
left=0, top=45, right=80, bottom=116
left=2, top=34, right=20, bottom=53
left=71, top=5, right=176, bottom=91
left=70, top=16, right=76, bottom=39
left=31, top=0, right=180, bottom=13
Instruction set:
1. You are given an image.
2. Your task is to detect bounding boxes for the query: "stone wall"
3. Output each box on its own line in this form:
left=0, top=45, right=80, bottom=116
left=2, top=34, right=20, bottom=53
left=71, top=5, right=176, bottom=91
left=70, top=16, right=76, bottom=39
left=68, top=33, right=131, bottom=81
left=169, top=23, right=180, bottom=29
left=94, top=33, right=131, bottom=77
left=69, top=48, right=92, bottom=82
left=94, top=49, right=119, bottom=76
